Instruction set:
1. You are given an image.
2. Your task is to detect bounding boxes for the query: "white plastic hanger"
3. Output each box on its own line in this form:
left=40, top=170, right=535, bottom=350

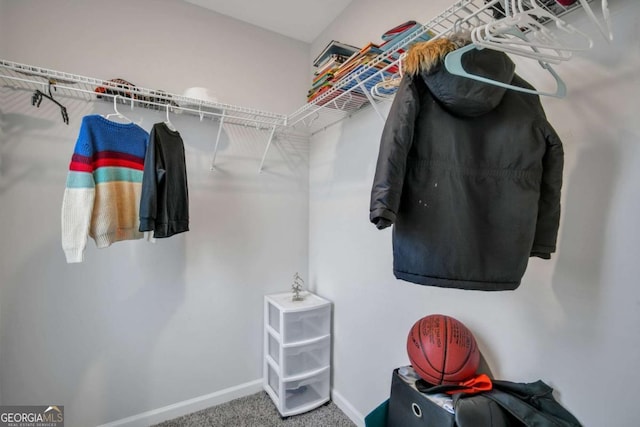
left=576, top=0, right=613, bottom=42
left=104, top=95, right=134, bottom=123
left=371, top=74, right=402, bottom=101
left=370, top=56, right=404, bottom=101
left=164, top=103, right=177, bottom=131
left=513, top=0, right=594, bottom=50
left=472, top=0, right=593, bottom=64
left=445, top=25, right=567, bottom=98
left=473, top=20, right=571, bottom=64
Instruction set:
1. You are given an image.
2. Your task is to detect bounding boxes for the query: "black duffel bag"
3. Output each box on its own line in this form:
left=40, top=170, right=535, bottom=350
left=416, top=378, right=583, bottom=427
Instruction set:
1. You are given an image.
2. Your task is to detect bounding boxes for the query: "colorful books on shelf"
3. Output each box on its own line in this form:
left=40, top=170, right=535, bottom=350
left=305, top=21, right=433, bottom=109
left=314, top=54, right=347, bottom=78
left=307, top=42, right=392, bottom=105
left=307, top=41, right=360, bottom=103
left=311, top=73, right=334, bottom=90
left=382, top=20, right=421, bottom=42
left=307, top=77, right=336, bottom=102
left=341, top=64, right=395, bottom=94
left=307, top=85, right=334, bottom=103
left=313, top=40, right=360, bottom=68
left=332, top=42, right=385, bottom=81
left=380, top=20, right=434, bottom=59
left=308, top=71, right=337, bottom=101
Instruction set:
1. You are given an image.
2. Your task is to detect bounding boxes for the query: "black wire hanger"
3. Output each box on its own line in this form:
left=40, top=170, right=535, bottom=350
left=31, top=80, right=69, bottom=125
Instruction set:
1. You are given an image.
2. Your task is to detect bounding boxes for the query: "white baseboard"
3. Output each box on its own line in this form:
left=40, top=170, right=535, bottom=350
left=331, top=388, right=365, bottom=427
left=97, top=379, right=263, bottom=427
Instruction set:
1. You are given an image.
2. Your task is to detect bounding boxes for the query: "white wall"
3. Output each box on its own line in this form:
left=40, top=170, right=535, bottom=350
left=0, top=0, right=4, bottom=408
left=4, top=1, right=640, bottom=426
left=1, top=0, right=309, bottom=114
left=309, top=1, right=640, bottom=426
left=0, top=1, right=309, bottom=426
left=0, top=0, right=5, bottom=54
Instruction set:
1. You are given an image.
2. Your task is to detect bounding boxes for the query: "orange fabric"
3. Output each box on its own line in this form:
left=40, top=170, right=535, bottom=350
left=445, top=374, right=493, bottom=395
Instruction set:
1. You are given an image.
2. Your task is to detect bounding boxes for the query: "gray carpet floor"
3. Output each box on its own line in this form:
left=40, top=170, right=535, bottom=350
left=152, top=391, right=356, bottom=427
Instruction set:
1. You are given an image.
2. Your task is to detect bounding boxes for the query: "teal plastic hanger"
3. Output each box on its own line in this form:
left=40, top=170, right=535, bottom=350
left=444, top=28, right=567, bottom=98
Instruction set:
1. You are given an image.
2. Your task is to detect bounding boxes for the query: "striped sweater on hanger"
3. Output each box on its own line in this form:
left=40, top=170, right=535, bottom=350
left=61, top=114, right=149, bottom=263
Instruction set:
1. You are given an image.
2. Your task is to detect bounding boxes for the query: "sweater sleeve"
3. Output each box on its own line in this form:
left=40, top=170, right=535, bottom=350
left=61, top=118, right=96, bottom=263
left=531, top=123, right=564, bottom=259
left=139, top=127, right=159, bottom=233
left=369, top=75, right=420, bottom=229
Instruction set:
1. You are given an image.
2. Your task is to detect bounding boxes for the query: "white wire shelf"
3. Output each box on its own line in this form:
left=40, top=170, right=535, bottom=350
left=0, top=0, right=594, bottom=141
left=0, top=59, right=287, bottom=130
left=289, top=0, right=589, bottom=135
left=0, top=59, right=292, bottom=172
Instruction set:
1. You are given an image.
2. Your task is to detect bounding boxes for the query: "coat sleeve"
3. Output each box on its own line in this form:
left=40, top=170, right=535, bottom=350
left=139, top=127, right=159, bottom=233
left=369, top=75, right=420, bottom=230
left=531, top=123, right=564, bottom=259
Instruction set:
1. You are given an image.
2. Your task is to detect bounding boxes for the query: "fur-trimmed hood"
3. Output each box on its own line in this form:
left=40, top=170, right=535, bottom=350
left=404, top=37, right=516, bottom=117
left=404, top=38, right=466, bottom=76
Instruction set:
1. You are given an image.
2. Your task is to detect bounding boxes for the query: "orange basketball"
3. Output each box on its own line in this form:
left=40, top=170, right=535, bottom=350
left=407, top=314, right=480, bottom=385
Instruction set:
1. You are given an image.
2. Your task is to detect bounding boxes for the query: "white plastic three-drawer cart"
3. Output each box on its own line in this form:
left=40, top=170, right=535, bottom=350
left=263, top=291, right=332, bottom=417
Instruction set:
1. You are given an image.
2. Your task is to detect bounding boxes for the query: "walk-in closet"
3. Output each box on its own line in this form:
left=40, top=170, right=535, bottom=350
left=1, top=1, right=638, bottom=426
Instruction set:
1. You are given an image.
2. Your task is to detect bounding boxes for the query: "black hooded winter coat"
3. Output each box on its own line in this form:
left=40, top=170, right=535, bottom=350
left=369, top=39, right=563, bottom=291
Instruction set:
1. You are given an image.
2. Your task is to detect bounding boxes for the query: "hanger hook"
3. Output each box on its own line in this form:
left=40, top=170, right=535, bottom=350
left=454, top=18, right=463, bottom=34
left=113, top=94, right=121, bottom=115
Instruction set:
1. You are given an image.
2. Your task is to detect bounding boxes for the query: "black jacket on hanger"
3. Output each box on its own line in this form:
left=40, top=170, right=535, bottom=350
left=369, top=39, right=564, bottom=291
